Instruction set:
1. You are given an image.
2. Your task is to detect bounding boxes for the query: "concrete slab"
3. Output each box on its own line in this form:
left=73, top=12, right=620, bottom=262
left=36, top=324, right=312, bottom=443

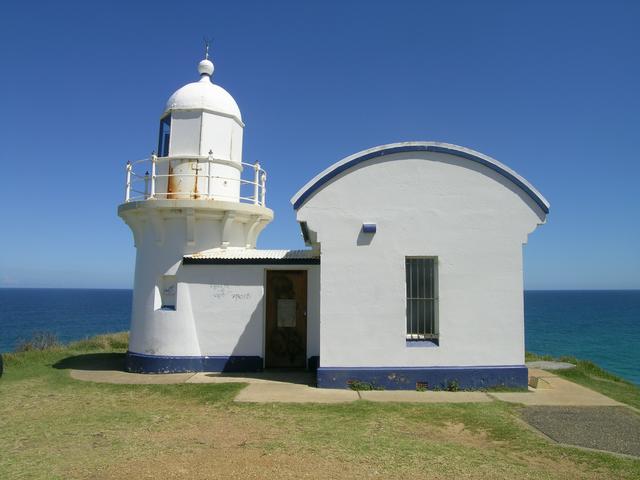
left=526, top=361, right=576, bottom=371
left=528, top=368, right=557, bottom=378
left=235, top=383, right=359, bottom=403
left=493, top=370, right=622, bottom=407
left=70, top=369, right=195, bottom=384
left=528, top=376, right=553, bottom=389
left=359, top=390, right=492, bottom=403
left=187, top=371, right=314, bottom=386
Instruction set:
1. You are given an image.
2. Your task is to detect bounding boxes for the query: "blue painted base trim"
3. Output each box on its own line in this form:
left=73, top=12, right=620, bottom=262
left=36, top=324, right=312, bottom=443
left=307, top=356, right=320, bottom=371
left=126, top=351, right=263, bottom=374
left=316, top=365, right=528, bottom=390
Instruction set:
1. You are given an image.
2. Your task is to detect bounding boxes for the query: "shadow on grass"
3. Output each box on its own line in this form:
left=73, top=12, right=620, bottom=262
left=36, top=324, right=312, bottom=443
left=53, top=353, right=126, bottom=371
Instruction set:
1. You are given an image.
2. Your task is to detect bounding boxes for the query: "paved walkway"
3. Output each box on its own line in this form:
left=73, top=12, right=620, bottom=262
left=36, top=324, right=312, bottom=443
left=70, top=367, right=623, bottom=407
left=491, top=369, right=622, bottom=407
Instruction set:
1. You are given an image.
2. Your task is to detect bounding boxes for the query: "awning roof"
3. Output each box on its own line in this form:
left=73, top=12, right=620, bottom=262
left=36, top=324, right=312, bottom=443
left=184, top=249, right=320, bottom=265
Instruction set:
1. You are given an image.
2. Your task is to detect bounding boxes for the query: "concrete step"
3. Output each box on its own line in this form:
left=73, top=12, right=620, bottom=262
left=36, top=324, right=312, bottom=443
left=529, top=376, right=553, bottom=389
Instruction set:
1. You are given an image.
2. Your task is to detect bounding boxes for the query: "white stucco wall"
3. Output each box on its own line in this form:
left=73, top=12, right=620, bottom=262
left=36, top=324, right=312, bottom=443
left=180, top=264, right=320, bottom=359
left=128, top=245, right=320, bottom=361
left=295, top=150, right=545, bottom=368
left=200, top=112, right=243, bottom=162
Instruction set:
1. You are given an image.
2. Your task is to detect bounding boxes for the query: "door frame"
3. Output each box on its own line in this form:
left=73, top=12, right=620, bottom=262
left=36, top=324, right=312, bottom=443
left=263, top=269, right=308, bottom=369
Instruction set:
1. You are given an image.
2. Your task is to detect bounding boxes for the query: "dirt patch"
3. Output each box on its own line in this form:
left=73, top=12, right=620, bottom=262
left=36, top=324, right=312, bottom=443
left=93, top=448, right=378, bottom=480
left=401, top=421, right=493, bottom=449
left=79, top=408, right=389, bottom=479
left=439, top=422, right=491, bottom=448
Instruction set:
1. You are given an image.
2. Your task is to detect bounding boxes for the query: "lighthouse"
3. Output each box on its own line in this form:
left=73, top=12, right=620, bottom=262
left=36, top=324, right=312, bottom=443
left=117, top=50, right=546, bottom=389
left=118, top=53, right=274, bottom=372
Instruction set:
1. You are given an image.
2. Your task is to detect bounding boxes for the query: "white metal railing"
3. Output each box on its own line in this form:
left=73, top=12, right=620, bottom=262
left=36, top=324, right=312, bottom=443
left=124, top=154, right=267, bottom=206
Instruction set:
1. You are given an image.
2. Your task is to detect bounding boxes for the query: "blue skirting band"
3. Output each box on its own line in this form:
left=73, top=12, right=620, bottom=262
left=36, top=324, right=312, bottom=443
left=316, top=365, right=528, bottom=390
left=126, top=351, right=263, bottom=374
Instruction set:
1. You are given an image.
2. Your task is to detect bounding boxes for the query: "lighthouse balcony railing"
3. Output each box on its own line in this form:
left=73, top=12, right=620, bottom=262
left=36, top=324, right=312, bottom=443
left=124, top=155, right=267, bottom=206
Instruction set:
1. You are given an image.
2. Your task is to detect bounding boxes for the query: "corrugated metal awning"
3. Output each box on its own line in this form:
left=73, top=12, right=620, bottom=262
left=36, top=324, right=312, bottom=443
left=183, top=248, right=320, bottom=265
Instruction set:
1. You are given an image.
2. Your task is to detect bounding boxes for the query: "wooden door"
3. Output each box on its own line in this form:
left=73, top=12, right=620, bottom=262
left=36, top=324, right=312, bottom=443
left=265, top=270, right=307, bottom=368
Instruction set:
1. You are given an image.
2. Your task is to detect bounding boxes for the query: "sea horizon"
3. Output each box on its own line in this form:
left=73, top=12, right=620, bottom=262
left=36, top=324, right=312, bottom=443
left=1, top=288, right=638, bottom=385
left=2, top=287, right=639, bottom=292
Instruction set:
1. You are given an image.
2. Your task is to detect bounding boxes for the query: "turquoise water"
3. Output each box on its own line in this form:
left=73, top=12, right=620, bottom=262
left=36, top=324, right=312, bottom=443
left=0, top=288, right=638, bottom=384
left=524, top=290, right=639, bottom=385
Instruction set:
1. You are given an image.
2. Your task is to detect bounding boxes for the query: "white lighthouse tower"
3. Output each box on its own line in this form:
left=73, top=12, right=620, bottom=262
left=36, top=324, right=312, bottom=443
left=118, top=52, right=273, bottom=372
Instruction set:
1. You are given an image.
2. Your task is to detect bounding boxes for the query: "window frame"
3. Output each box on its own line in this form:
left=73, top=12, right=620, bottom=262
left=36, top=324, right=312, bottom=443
left=157, top=114, right=171, bottom=157
left=159, top=275, right=177, bottom=311
left=405, top=256, right=439, bottom=343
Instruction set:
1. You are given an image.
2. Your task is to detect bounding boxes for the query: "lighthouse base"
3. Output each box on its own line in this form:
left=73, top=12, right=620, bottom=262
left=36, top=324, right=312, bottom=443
left=125, top=351, right=263, bottom=374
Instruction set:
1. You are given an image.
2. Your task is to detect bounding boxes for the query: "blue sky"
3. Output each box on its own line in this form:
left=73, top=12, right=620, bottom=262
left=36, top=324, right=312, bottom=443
left=0, top=0, right=638, bottom=290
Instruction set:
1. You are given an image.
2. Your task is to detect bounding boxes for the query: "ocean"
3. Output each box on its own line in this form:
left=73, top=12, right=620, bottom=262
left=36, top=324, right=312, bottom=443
left=524, top=290, right=639, bottom=385
left=0, top=288, right=638, bottom=385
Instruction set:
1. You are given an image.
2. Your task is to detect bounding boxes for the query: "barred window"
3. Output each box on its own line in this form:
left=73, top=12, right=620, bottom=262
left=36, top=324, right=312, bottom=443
left=405, top=257, right=438, bottom=341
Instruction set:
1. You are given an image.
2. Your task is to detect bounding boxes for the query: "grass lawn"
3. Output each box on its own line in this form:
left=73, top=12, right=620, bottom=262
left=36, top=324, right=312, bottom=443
left=0, top=334, right=638, bottom=479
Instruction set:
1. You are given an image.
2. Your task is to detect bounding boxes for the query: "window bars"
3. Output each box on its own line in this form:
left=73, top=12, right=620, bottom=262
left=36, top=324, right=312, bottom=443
left=405, top=257, right=438, bottom=341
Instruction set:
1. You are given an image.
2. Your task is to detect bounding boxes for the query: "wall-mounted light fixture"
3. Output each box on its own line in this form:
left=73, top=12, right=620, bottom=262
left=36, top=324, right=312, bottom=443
left=362, top=223, right=377, bottom=234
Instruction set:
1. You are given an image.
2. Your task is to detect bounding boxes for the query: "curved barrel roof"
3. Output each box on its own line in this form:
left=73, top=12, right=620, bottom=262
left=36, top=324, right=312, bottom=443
left=291, top=142, right=550, bottom=214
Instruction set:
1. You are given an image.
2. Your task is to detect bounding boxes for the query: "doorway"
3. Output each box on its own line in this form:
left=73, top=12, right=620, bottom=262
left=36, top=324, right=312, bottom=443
left=265, top=270, right=307, bottom=368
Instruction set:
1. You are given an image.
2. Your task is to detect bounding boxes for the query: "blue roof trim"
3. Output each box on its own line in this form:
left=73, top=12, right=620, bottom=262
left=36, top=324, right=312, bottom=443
left=292, top=144, right=549, bottom=214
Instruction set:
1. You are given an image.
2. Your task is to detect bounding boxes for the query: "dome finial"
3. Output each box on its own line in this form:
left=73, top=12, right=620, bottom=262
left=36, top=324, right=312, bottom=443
left=198, top=38, right=214, bottom=80
left=204, top=37, right=211, bottom=60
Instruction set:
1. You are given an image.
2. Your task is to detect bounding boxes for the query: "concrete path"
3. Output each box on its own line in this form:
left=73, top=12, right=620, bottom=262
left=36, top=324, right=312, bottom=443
left=185, top=372, right=492, bottom=403
left=188, top=371, right=359, bottom=403
left=235, top=383, right=358, bottom=403
left=491, top=369, right=623, bottom=407
left=69, top=367, right=624, bottom=407
left=186, top=371, right=315, bottom=386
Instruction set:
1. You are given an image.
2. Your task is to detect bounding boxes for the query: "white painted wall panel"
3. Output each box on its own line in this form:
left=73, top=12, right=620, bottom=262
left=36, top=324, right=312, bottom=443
left=169, top=111, right=201, bottom=156
left=200, top=112, right=232, bottom=159
left=296, top=151, right=544, bottom=368
left=129, top=248, right=320, bottom=360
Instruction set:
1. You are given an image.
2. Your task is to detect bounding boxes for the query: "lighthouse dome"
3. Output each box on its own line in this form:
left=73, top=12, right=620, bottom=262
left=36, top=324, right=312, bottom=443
left=164, top=59, right=242, bottom=123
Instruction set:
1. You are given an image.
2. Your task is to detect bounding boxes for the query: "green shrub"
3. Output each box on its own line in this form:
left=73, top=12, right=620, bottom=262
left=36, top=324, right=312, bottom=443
left=69, top=332, right=129, bottom=351
left=15, top=332, right=61, bottom=352
left=446, top=380, right=460, bottom=392
left=347, top=379, right=384, bottom=391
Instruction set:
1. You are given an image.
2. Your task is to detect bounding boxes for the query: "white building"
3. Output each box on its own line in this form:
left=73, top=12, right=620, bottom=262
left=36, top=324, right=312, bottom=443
left=119, top=54, right=549, bottom=390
